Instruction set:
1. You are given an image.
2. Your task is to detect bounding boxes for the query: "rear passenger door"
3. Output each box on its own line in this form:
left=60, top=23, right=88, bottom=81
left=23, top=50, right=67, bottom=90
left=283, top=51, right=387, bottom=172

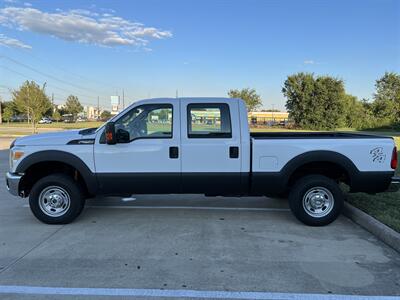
left=180, top=100, right=242, bottom=195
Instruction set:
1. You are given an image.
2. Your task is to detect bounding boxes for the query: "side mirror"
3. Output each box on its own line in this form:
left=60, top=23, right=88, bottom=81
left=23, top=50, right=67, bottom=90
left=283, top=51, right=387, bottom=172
left=116, top=128, right=130, bottom=143
left=105, top=122, right=116, bottom=145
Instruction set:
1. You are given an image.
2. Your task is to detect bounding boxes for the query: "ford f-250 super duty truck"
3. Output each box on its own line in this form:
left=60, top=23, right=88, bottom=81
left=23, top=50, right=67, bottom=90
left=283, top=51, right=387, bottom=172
left=6, top=98, right=400, bottom=225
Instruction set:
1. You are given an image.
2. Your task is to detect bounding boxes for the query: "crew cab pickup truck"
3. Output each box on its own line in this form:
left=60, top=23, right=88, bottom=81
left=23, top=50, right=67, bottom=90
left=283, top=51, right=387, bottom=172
left=6, top=98, right=399, bottom=225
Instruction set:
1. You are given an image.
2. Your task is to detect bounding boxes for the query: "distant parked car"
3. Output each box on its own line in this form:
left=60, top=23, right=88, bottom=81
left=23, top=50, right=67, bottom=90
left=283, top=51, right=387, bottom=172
left=76, top=117, right=87, bottom=122
left=38, top=117, right=52, bottom=124
left=62, top=114, right=75, bottom=123
left=10, top=115, right=28, bottom=122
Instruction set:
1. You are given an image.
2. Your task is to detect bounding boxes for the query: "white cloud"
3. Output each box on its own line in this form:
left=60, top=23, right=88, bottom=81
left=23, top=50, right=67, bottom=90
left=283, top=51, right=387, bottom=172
left=0, top=6, right=172, bottom=49
left=0, top=33, right=31, bottom=49
left=303, top=60, right=315, bottom=65
left=23, top=2, right=31, bottom=6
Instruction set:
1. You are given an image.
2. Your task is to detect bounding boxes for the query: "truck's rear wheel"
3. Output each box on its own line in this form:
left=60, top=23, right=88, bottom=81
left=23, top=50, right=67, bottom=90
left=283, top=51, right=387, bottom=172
left=29, top=174, right=85, bottom=224
left=288, top=175, right=343, bottom=226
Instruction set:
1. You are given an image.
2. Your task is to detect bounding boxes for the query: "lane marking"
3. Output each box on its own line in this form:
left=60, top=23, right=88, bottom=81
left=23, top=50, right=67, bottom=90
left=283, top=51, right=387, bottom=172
left=0, top=285, right=397, bottom=299
left=22, top=204, right=290, bottom=212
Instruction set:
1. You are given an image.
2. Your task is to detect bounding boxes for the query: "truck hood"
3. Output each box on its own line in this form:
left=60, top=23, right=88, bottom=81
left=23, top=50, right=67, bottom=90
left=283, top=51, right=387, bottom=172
left=14, top=129, right=97, bottom=146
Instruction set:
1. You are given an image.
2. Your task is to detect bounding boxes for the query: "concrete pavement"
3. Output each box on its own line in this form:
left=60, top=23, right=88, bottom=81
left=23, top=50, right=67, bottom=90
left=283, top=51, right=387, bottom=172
left=0, top=149, right=400, bottom=299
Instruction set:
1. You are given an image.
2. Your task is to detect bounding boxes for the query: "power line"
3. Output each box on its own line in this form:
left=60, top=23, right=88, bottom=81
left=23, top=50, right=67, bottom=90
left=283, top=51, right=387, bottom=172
left=0, top=55, right=110, bottom=97
left=12, top=47, right=122, bottom=92
left=0, top=68, right=107, bottom=108
left=0, top=65, right=111, bottom=107
left=1, top=65, right=99, bottom=100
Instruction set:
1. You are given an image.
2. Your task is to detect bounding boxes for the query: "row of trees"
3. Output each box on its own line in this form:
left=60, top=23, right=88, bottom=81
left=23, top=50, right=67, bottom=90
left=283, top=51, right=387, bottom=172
left=2, top=81, right=85, bottom=132
left=283, top=72, right=400, bottom=130
left=228, top=72, right=400, bottom=130
left=3, top=73, right=399, bottom=132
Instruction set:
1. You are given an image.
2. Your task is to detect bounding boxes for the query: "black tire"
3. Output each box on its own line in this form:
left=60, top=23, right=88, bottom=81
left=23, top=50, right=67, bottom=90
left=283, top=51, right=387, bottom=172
left=29, top=174, right=85, bottom=224
left=288, top=175, right=344, bottom=226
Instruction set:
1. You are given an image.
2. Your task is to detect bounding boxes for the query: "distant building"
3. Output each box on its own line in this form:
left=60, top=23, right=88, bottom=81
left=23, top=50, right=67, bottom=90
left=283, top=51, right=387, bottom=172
left=110, top=96, right=120, bottom=115
left=84, top=106, right=103, bottom=120
left=56, top=104, right=66, bottom=110
left=248, top=111, right=289, bottom=125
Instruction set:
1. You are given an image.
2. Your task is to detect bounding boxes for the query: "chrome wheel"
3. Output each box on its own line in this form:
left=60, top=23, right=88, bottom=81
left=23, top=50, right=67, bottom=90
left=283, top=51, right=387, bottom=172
left=302, top=187, right=334, bottom=218
left=38, top=186, right=71, bottom=217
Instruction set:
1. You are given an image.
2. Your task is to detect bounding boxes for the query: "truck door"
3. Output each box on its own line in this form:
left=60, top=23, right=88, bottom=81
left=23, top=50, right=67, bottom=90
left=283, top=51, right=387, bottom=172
left=180, top=99, right=242, bottom=195
left=94, top=100, right=181, bottom=194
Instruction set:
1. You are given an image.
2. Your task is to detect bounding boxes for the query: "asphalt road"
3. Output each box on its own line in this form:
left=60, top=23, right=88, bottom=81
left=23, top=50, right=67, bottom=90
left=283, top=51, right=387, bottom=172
left=0, top=149, right=400, bottom=299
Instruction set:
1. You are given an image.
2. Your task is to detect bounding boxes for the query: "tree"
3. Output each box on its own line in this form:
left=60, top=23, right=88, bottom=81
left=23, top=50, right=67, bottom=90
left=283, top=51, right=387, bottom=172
left=3, top=105, right=14, bottom=124
left=65, top=95, right=83, bottom=118
left=341, top=94, right=368, bottom=129
left=372, top=72, right=400, bottom=124
left=52, top=109, right=61, bottom=122
left=228, top=88, right=262, bottom=111
left=282, top=73, right=346, bottom=130
left=12, top=81, right=52, bottom=133
left=100, top=110, right=112, bottom=120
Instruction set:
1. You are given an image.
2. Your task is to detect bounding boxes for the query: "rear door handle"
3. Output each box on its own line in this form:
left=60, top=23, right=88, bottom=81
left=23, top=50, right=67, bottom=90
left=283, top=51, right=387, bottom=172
left=229, top=146, right=239, bottom=159
left=169, top=146, right=179, bottom=159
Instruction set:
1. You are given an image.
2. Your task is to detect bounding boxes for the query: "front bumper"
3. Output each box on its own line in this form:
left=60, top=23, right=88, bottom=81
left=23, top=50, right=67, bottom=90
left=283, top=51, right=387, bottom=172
left=387, top=176, right=400, bottom=192
left=6, top=172, right=23, bottom=197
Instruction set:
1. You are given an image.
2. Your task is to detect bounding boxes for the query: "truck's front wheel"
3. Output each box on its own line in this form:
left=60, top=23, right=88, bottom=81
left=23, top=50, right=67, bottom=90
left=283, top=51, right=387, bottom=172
left=288, top=175, right=344, bottom=226
left=29, top=174, right=85, bottom=224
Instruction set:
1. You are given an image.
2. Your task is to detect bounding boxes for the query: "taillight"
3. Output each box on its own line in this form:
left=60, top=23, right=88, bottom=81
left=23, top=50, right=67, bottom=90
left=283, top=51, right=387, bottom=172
left=391, top=147, right=398, bottom=170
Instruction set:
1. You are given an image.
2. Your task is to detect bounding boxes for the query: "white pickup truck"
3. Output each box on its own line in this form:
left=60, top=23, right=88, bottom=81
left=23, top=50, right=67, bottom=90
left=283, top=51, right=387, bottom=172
left=6, top=98, right=399, bottom=225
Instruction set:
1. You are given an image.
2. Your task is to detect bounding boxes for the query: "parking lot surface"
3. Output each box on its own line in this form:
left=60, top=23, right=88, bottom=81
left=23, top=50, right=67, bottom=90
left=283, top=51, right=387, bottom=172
left=0, top=149, right=400, bottom=299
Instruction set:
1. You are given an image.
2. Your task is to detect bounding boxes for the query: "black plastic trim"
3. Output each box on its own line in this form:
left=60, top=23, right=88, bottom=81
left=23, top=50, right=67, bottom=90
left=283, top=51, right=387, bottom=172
left=97, top=172, right=244, bottom=196
left=67, top=139, right=95, bottom=145
left=16, top=150, right=98, bottom=195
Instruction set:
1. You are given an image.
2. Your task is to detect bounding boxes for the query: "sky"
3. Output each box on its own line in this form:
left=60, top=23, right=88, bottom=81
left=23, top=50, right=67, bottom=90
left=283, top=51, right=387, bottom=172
left=0, top=0, right=399, bottom=110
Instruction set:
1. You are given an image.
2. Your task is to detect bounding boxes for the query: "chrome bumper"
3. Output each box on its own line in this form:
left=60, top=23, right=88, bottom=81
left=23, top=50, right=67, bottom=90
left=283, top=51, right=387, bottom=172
left=387, top=176, right=400, bottom=192
left=6, top=172, right=23, bottom=197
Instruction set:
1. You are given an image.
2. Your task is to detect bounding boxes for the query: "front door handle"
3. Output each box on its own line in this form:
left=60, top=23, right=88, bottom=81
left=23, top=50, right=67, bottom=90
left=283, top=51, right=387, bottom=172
left=229, top=146, right=239, bottom=159
left=169, top=146, right=179, bottom=159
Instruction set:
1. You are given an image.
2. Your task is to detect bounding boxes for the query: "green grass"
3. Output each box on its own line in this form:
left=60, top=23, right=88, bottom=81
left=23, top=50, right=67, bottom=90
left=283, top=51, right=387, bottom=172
left=0, top=121, right=104, bottom=137
left=0, top=121, right=104, bottom=129
left=346, top=192, right=400, bottom=232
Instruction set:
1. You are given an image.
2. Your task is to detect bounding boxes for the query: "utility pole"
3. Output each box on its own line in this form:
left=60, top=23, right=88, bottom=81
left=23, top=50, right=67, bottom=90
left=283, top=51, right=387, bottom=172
left=97, top=96, right=100, bottom=119
left=175, top=89, right=178, bottom=98
left=51, top=93, right=54, bottom=112
left=122, top=89, right=125, bottom=110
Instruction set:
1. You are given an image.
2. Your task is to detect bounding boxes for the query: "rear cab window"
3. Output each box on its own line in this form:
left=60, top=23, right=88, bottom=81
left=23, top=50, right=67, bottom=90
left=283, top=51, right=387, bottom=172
left=187, top=103, right=232, bottom=138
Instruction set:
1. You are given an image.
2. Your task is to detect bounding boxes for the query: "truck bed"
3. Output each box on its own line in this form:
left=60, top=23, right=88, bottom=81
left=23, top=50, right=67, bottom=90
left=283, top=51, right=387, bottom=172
left=250, top=131, right=392, bottom=139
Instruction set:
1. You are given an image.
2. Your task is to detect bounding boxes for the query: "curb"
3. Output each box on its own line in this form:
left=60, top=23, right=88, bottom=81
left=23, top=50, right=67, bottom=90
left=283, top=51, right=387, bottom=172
left=343, top=202, right=400, bottom=253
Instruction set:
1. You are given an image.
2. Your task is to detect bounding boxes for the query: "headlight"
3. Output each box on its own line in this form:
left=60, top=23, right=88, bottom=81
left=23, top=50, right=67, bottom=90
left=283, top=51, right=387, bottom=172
left=12, top=151, right=24, bottom=160
left=9, top=149, right=24, bottom=171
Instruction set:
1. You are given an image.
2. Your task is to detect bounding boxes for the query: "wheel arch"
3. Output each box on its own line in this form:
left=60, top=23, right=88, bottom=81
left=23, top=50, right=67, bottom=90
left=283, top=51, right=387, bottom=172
left=16, top=150, right=98, bottom=196
left=282, top=150, right=358, bottom=188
